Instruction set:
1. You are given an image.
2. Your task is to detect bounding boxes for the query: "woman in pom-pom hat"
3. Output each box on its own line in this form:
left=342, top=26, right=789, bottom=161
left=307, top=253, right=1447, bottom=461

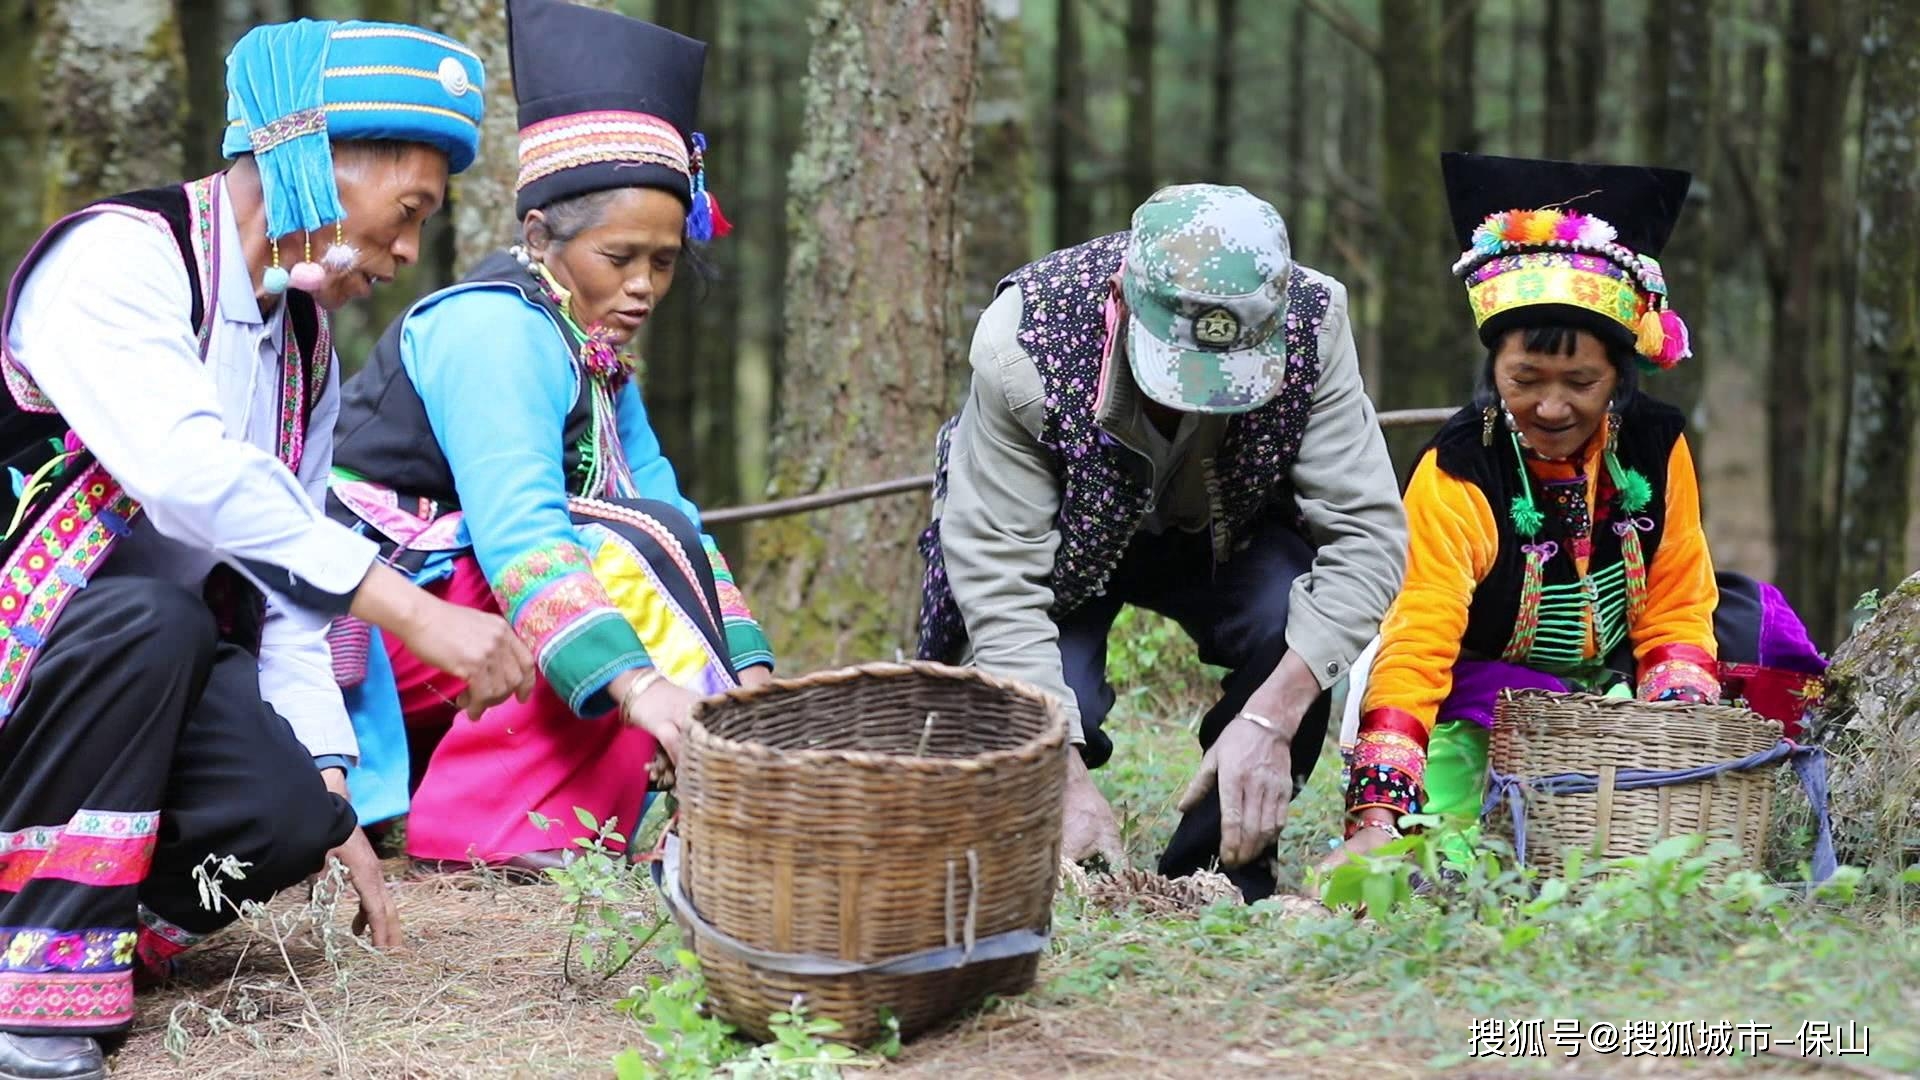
left=324, top=0, right=771, bottom=873
left=1322, top=153, right=1827, bottom=868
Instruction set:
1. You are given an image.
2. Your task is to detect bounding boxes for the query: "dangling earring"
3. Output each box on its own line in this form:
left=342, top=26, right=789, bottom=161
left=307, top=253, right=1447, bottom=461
left=287, top=232, right=326, bottom=292
left=320, top=221, right=356, bottom=274
left=1482, top=404, right=1497, bottom=447
left=1605, top=401, right=1621, bottom=454
left=263, top=238, right=289, bottom=295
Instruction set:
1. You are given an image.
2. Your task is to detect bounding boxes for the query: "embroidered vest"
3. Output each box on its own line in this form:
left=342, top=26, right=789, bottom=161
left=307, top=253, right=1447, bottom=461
left=0, top=177, right=330, bottom=722
left=1431, top=394, right=1684, bottom=672
left=331, top=249, right=596, bottom=518
left=916, top=231, right=1330, bottom=662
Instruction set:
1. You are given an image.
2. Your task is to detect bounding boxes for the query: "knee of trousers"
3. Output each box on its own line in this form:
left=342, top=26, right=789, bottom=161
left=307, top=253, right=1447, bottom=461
left=221, top=779, right=356, bottom=897
left=84, top=578, right=220, bottom=682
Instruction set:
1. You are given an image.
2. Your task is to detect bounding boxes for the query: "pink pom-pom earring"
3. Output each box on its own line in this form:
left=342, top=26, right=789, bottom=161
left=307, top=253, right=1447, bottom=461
left=287, top=232, right=326, bottom=293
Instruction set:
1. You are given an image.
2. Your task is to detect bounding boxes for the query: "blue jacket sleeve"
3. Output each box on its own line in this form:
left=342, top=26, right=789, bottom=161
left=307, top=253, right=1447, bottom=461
left=402, top=286, right=649, bottom=715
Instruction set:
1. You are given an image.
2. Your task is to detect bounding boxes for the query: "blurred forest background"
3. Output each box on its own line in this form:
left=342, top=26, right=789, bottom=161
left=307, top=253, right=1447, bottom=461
left=2, top=0, right=1915, bottom=664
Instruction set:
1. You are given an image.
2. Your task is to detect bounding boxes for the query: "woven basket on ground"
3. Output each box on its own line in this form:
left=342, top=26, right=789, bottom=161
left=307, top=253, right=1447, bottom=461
left=1489, top=691, right=1783, bottom=877
left=669, top=661, right=1066, bottom=1044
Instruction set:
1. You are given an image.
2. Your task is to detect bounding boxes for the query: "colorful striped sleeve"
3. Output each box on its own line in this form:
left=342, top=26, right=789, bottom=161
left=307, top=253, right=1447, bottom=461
left=402, top=287, right=649, bottom=717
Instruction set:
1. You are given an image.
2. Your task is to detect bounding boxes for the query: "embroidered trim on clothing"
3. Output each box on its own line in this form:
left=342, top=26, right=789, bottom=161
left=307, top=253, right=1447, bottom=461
left=1344, top=763, right=1423, bottom=822
left=0, top=970, right=134, bottom=1028
left=0, top=928, right=138, bottom=974
left=136, top=905, right=205, bottom=949
left=1351, top=730, right=1428, bottom=787
left=248, top=108, right=328, bottom=154
left=0, top=810, right=159, bottom=891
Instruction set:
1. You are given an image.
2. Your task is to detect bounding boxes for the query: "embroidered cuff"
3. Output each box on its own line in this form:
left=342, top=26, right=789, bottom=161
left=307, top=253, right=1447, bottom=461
left=1345, top=763, right=1423, bottom=822
left=725, top=620, right=774, bottom=673
left=492, top=541, right=648, bottom=714
left=1356, top=706, right=1431, bottom=749
left=1352, top=729, right=1428, bottom=787
left=1638, top=644, right=1720, bottom=703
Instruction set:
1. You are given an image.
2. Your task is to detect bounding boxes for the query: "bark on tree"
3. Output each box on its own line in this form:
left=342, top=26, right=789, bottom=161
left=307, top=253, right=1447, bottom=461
left=1206, top=0, right=1239, bottom=180
left=1123, top=0, right=1157, bottom=207
left=1571, top=0, right=1602, bottom=154
left=697, top=0, right=748, bottom=517
left=1440, top=0, right=1478, bottom=153
left=37, top=0, right=188, bottom=220
left=1642, top=0, right=1716, bottom=428
left=1052, top=0, right=1091, bottom=246
left=642, top=0, right=717, bottom=488
left=745, top=0, right=980, bottom=665
left=1377, top=0, right=1461, bottom=467
left=1542, top=0, right=1570, bottom=157
left=963, top=0, right=1034, bottom=358
left=1285, top=0, right=1310, bottom=220
left=0, top=0, right=44, bottom=286
left=765, top=0, right=810, bottom=425
left=1768, top=0, right=1863, bottom=634
left=1833, top=0, right=1919, bottom=631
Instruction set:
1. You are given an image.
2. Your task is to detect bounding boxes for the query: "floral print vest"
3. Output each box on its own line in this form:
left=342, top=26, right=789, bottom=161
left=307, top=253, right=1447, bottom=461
left=917, top=231, right=1329, bottom=662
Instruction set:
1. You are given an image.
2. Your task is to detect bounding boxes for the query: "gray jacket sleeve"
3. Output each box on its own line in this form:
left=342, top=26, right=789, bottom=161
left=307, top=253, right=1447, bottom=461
left=1283, top=271, right=1410, bottom=689
left=937, top=288, right=1086, bottom=740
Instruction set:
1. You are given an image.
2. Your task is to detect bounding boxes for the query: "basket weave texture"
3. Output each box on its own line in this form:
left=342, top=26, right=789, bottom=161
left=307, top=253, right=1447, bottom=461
left=675, top=661, right=1066, bottom=1043
left=1489, top=691, right=1783, bottom=876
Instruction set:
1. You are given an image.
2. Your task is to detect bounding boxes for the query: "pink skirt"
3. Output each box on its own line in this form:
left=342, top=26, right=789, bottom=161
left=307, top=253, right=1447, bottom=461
left=391, top=503, right=739, bottom=864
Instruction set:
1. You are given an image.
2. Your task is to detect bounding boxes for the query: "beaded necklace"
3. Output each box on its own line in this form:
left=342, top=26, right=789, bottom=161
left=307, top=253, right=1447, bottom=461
left=513, top=245, right=637, bottom=499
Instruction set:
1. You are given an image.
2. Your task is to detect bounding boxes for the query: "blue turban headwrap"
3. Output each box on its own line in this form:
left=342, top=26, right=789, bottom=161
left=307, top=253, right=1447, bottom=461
left=222, top=19, right=485, bottom=242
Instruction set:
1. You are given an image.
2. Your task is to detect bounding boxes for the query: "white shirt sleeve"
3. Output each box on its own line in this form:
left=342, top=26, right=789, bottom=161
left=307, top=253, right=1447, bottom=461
left=257, top=351, right=358, bottom=761
left=6, top=213, right=377, bottom=629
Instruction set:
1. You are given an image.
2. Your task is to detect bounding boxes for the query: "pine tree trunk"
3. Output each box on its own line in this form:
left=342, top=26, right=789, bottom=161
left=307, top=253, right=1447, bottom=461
left=0, top=0, right=45, bottom=286
left=1647, top=0, right=1716, bottom=429
left=1571, top=0, right=1603, bottom=154
left=964, top=0, right=1033, bottom=344
left=744, top=0, right=980, bottom=666
left=1123, top=0, right=1157, bottom=207
left=1834, top=0, right=1919, bottom=629
left=765, top=0, right=810, bottom=428
left=1440, top=0, right=1479, bottom=153
left=1285, top=0, right=1310, bottom=217
left=1377, top=0, right=1460, bottom=466
left=37, top=0, right=187, bottom=219
left=1051, top=0, right=1091, bottom=246
left=1542, top=0, right=1570, bottom=157
left=1769, top=0, right=1862, bottom=633
left=695, top=0, right=746, bottom=523
left=641, top=0, right=716, bottom=489
left=1206, top=0, right=1238, bottom=180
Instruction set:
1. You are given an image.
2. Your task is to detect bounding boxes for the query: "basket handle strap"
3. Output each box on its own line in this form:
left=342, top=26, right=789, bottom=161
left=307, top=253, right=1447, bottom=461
left=649, top=833, right=1051, bottom=977
left=1480, top=740, right=1836, bottom=882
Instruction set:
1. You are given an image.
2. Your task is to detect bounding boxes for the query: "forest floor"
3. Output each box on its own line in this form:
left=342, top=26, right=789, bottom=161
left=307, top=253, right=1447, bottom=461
left=113, top=618, right=1920, bottom=1079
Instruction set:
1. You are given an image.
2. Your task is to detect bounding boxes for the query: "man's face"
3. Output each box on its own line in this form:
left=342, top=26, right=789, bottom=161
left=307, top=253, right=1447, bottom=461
left=294, top=143, right=449, bottom=311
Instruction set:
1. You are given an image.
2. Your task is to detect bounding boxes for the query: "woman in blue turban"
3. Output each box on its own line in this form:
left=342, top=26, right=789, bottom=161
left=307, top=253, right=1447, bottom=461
left=0, top=19, right=533, bottom=1078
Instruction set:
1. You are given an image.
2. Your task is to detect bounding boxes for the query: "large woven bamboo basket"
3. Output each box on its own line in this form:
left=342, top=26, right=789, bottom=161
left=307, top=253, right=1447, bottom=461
left=668, top=661, right=1067, bottom=1044
left=1489, top=691, right=1783, bottom=877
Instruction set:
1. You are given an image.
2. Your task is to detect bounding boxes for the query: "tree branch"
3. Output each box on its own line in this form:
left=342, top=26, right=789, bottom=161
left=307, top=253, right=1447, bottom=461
left=1718, top=127, right=1787, bottom=294
left=1299, top=0, right=1381, bottom=63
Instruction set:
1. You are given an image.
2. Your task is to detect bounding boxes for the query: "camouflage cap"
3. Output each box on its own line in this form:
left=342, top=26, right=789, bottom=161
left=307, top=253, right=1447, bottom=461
left=1121, top=184, right=1294, bottom=413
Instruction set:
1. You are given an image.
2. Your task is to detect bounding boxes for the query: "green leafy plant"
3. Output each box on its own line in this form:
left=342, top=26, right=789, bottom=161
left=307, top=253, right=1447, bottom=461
left=531, top=807, right=669, bottom=982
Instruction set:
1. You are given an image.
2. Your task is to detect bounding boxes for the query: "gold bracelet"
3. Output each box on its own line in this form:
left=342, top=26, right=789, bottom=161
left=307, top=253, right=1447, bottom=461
left=620, top=669, right=664, bottom=719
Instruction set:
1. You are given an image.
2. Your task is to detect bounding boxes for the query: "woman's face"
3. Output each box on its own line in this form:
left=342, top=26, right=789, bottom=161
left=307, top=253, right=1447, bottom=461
left=1491, top=328, right=1619, bottom=461
left=526, top=187, right=686, bottom=348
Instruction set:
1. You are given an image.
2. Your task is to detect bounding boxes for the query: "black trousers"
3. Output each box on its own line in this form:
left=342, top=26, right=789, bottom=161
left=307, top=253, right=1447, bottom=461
left=1056, top=513, right=1332, bottom=901
left=0, top=577, right=354, bottom=1036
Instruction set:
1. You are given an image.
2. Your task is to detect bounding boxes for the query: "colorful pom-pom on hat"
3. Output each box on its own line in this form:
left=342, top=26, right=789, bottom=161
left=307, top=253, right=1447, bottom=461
left=1442, top=152, right=1694, bottom=373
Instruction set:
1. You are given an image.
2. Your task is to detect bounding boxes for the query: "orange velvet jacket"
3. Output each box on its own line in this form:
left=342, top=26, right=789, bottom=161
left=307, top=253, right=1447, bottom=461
left=1348, top=430, right=1719, bottom=817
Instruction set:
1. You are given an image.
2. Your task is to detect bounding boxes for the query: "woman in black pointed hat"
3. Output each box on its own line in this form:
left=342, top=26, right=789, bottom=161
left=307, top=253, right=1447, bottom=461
left=1323, top=152, right=1827, bottom=868
left=321, top=0, right=771, bottom=871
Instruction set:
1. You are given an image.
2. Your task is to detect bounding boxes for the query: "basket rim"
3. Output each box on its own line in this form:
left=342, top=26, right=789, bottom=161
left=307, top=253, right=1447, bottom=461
left=685, top=660, right=1069, bottom=772
left=1496, top=688, right=1786, bottom=737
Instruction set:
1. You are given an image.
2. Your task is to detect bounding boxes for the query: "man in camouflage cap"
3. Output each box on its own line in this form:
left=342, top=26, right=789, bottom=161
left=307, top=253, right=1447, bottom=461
left=916, top=184, right=1406, bottom=900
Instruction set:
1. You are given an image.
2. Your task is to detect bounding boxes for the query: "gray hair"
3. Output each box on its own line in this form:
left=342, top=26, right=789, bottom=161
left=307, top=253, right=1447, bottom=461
left=522, top=188, right=717, bottom=288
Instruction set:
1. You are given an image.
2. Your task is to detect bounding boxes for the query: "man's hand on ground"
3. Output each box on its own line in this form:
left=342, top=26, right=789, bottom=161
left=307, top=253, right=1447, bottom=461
left=1062, top=749, right=1128, bottom=870
left=320, top=768, right=402, bottom=948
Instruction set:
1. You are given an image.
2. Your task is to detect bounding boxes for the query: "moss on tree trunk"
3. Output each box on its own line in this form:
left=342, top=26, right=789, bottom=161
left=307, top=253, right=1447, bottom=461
left=744, top=0, right=980, bottom=668
left=36, top=0, right=187, bottom=219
